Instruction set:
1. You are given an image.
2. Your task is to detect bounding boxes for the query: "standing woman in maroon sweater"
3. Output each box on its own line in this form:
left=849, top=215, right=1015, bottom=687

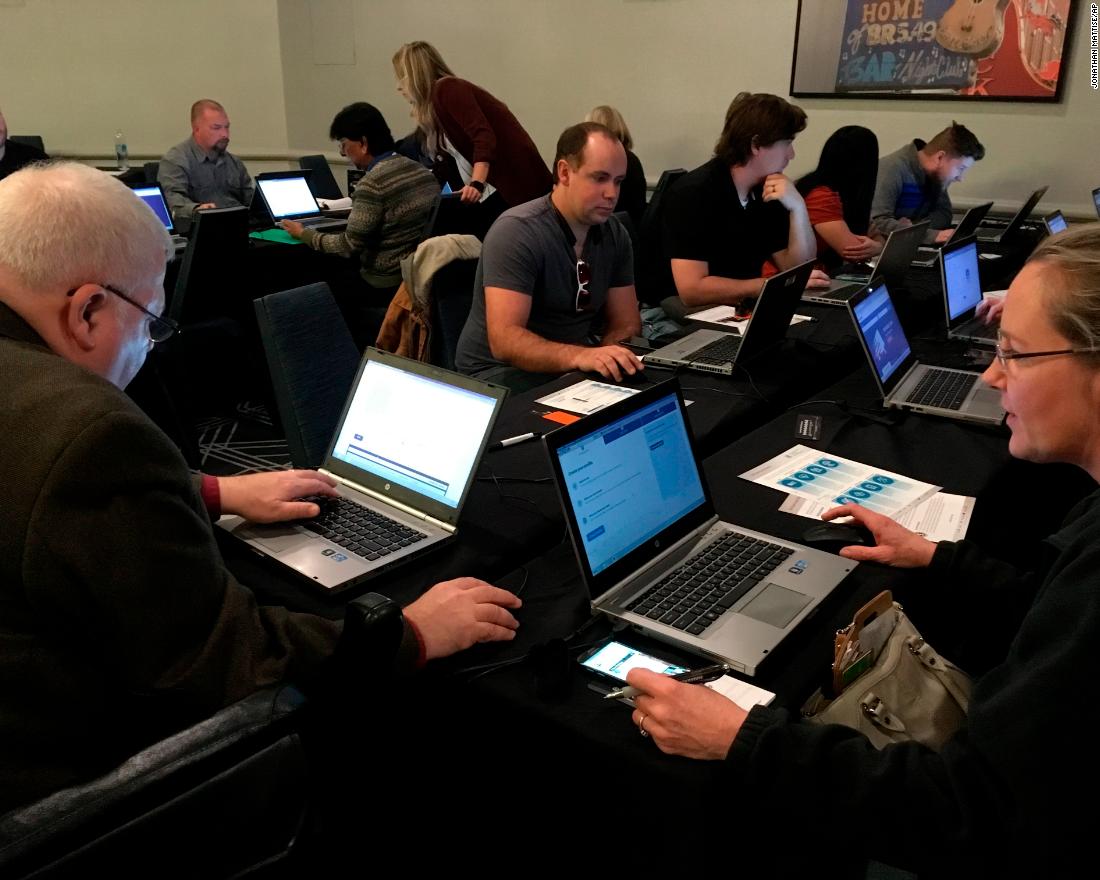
left=392, top=41, right=552, bottom=234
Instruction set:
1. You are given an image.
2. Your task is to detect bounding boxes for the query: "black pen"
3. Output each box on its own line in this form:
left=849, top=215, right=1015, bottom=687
left=603, top=662, right=731, bottom=700
left=489, top=431, right=542, bottom=450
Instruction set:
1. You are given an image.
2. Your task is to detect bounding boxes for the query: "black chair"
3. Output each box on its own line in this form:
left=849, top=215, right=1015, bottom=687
left=428, top=258, right=478, bottom=371
left=0, top=685, right=310, bottom=879
left=635, top=168, right=686, bottom=307
left=143, top=161, right=159, bottom=184
left=298, top=155, right=343, bottom=201
left=254, top=283, right=361, bottom=468
left=8, top=134, right=45, bottom=152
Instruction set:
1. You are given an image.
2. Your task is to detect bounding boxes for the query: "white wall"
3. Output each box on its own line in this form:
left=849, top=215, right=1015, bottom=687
left=0, top=0, right=289, bottom=161
left=276, top=0, right=1100, bottom=217
left=2, top=0, right=1096, bottom=214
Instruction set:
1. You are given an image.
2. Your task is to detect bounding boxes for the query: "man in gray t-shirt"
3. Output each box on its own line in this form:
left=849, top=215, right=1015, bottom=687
left=159, top=99, right=254, bottom=232
left=455, top=123, right=642, bottom=391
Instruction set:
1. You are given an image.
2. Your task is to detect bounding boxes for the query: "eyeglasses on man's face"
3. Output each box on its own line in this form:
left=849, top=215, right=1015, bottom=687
left=575, top=259, right=592, bottom=312
left=994, top=331, right=1098, bottom=370
left=67, top=284, right=178, bottom=344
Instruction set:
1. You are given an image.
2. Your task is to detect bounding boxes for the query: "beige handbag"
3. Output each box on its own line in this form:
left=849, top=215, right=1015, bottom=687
left=801, top=591, right=971, bottom=751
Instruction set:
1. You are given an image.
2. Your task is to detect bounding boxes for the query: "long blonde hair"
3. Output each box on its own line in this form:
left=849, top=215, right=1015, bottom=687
left=392, top=41, right=455, bottom=133
left=585, top=105, right=633, bottom=151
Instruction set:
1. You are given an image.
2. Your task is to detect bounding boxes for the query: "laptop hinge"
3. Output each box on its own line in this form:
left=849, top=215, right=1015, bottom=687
left=320, top=469, right=455, bottom=534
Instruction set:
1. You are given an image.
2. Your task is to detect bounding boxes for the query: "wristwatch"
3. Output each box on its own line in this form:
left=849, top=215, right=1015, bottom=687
left=467, top=179, right=486, bottom=194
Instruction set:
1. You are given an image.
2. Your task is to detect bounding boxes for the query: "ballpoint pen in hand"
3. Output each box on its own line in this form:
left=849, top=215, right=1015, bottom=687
left=603, top=662, right=731, bottom=701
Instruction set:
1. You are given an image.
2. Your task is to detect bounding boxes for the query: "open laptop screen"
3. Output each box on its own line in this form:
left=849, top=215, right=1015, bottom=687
left=132, top=185, right=175, bottom=232
left=329, top=357, right=500, bottom=510
left=852, top=282, right=911, bottom=386
left=554, top=392, right=706, bottom=576
left=943, top=240, right=982, bottom=321
left=1093, top=188, right=1100, bottom=219
left=256, top=175, right=320, bottom=219
left=1045, top=211, right=1068, bottom=234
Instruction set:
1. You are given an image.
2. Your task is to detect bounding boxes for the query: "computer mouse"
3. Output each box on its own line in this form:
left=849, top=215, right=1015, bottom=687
left=800, top=522, right=875, bottom=553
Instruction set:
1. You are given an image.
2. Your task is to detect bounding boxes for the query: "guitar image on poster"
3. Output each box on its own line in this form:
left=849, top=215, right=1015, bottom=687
left=936, top=0, right=1011, bottom=56
left=833, top=0, right=1073, bottom=97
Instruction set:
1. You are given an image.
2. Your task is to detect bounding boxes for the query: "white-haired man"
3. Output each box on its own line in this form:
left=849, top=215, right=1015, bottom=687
left=0, top=163, right=521, bottom=812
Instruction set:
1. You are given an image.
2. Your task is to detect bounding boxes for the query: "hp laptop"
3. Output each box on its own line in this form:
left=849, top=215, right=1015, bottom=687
left=803, top=221, right=928, bottom=306
left=941, top=237, right=997, bottom=344
left=254, top=170, right=347, bottom=231
left=1043, top=210, right=1068, bottom=236
left=218, top=349, right=507, bottom=592
left=976, top=186, right=1048, bottom=244
left=544, top=380, right=856, bottom=675
left=848, top=280, right=1004, bottom=425
left=130, top=183, right=188, bottom=252
left=643, top=260, right=814, bottom=375
left=911, top=201, right=993, bottom=267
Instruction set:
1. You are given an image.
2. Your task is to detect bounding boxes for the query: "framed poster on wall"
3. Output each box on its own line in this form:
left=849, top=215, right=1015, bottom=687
left=790, top=0, right=1076, bottom=101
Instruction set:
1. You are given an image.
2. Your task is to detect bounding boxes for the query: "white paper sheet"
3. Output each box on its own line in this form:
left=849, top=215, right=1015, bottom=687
left=688, top=305, right=815, bottom=335
left=535, top=380, right=640, bottom=415
left=741, top=444, right=940, bottom=518
left=706, top=675, right=776, bottom=709
left=779, top=491, right=975, bottom=543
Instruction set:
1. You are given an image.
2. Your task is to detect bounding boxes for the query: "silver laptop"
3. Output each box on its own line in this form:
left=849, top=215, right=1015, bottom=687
left=642, top=260, right=815, bottom=374
left=544, top=381, right=855, bottom=676
left=912, top=201, right=993, bottom=267
left=217, top=349, right=507, bottom=592
left=802, top=221, right=928, bottom=306
left=1093, top=187, right=1100, bottom=219
left=131, top=183, right=188, bottom=253
left=1043, top=210, right=1068, bottom=236
left=941, top=236, right=997, bottom=345
left=254, top=171, right=348, bottom=230
left=848, top=280, right=1004, bottom=425
left=976, top=186, right=1047, bottom=244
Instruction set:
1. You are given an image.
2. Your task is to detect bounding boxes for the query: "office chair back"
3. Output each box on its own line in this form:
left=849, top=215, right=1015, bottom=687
left=169, top=206, right=249, bottom=324
left=254, top=283, right=361, bottom=468
left=298, top=155, right=343, bottom=201
left=8, top=134, right=45, bottom=152
left=0, top=686, right=310, bottom=879
left=635, top=168, right=686, bottom=306
left=428, top=258, right=478, bottom=371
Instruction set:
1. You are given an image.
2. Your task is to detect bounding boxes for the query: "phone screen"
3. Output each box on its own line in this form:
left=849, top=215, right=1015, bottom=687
left=580, top=640, right=688, bottom=682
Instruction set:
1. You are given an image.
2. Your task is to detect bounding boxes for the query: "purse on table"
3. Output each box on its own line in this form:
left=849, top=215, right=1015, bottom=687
left=800, top=590, right=971, bottom=751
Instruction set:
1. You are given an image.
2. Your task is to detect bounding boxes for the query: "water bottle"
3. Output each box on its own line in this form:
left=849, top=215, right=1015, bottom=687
left=114, top=129, right=129, bottom=171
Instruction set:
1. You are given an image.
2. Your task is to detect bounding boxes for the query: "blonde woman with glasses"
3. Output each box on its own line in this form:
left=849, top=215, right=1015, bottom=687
left=624, top=224, right=1100, bottom=877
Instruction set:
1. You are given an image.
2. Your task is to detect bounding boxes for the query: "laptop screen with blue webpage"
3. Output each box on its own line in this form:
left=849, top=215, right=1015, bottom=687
left=132, top=185, right=175, bottom=232
left=943, top=240, right=982, bottom=321
left=554, top=392, right=707, bottom=576
left=329, top=358, right=498, bottom=509
left=256, top=175, right=320, bottom=219
left=852, top=282, right=911, bottom=385
left=1045, top=211, right=1067, bottom=234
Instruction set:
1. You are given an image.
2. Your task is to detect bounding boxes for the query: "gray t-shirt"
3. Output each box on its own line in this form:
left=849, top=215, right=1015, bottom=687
left=455, top=195, right=634, bottom=377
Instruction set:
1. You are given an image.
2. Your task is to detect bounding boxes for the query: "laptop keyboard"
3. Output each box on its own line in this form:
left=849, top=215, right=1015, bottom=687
left=905, top=369, right=977, bottom=410
left=626, top=532, right=794, bottom=636
left=298, top=496, right=428, bottom=560
left=955, top=318, right=998, bottom=341
left=689, top=334, right=743, bottom=366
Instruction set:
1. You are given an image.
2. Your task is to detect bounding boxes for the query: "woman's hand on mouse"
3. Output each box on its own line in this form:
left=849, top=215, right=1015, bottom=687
left=821, top=504, right=937, bottom=568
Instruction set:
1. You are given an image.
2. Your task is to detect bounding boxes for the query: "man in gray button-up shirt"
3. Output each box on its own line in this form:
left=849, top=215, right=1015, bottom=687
left=159, top=99, right=253, bottom=231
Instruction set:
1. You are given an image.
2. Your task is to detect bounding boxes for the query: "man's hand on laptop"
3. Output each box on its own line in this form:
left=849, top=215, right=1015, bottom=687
left=841, top=236, right=882, bottom=263
left=934, top=228, right=954, bottom=244
left=975, top=296, right=1004, bottom=325
left=218, top=470, right=339, bottom=523
left=626, top=667, right=747, bottom=760
left=403, top=577, right=522, bottom=660
left=805, top=268, right=833, bottom=290
left=196, top=202, right=217, bottom=211
left=574, top=344, right=644, bottom=383
left=277, top=219, right=304, bottom=239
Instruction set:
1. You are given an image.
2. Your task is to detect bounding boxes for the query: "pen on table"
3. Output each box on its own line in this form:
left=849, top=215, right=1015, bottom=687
left=603, top=662, right=731, bottom=700
left=488, top=431, right=542, bottom=450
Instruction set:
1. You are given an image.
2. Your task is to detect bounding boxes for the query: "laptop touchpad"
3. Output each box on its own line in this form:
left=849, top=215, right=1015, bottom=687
left=739, top=583, right=811, bottom=628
